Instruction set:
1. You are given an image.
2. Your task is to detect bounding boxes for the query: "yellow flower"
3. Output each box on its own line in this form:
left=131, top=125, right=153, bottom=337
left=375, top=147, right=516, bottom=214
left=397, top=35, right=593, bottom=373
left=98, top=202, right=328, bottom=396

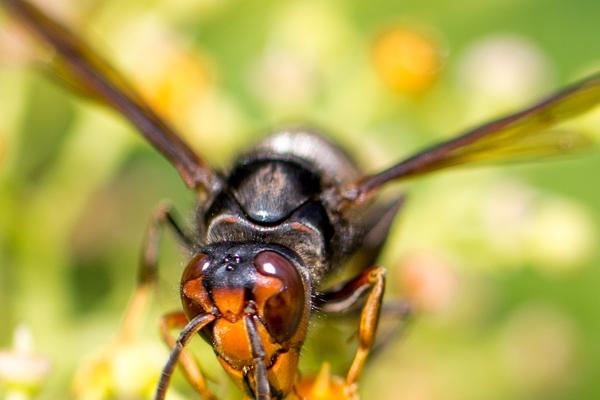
left=372, top=25, right=443, bottom=96
left=295, top=362, right=358, bottom=400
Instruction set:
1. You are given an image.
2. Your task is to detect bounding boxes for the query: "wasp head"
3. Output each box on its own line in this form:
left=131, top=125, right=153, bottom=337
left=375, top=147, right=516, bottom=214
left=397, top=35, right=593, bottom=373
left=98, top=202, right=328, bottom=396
left=179, top=243, right=311, bottom=398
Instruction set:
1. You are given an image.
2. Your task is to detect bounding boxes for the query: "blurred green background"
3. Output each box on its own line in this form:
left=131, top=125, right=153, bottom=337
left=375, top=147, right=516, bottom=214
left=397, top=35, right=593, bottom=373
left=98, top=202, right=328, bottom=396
left=1, top=0, right=600, bottom=399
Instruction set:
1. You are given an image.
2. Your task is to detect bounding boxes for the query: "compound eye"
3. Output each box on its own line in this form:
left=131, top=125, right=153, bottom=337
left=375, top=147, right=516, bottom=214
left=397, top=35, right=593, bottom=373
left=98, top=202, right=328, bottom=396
left=254, top=251, right=306, bottom=343
left=180, top=253, right=212, bottom=318
left=182, top=253, right=211, bottom=283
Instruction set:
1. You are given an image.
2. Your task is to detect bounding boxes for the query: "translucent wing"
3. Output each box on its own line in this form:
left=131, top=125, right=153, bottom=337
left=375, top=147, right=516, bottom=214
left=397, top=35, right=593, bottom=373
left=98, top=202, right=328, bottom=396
left=335, top=73, right=600, bottom=209
left=2, top=0, right=222, bottom=193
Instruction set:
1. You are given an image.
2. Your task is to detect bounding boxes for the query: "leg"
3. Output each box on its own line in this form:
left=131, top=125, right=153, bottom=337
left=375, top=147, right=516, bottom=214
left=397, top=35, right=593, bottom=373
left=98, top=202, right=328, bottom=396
left=73, top=202, right=193, bottom=396
left=316, top=267, right=386, bottom=385
left=138, top=202, right=193, bottom=286
left=317, top=292, right=412, bottom=368
left=346, top=267, right=384, bottom=384
left=119, top=202, right=193, bottom=342
left=159, top=311, right=216, bottom=400
left=369, top=300, right=412, bottom=357
left=139, top=205, right=217, bottom=398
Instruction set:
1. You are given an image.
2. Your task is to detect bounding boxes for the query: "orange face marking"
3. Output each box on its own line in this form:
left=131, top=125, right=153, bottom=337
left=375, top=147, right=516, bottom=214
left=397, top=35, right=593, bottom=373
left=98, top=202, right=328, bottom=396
left=212, top=317, right=281, bottom=370
left=212, top=287, right=246, bottom=322
left=267, top=348, right=300, bottom=395
left=182, top=278, right=213, bottom=312
left=252, top=272, right=283, bottom=316
left=213, top=318, right=252, bottom=368
left=215, top=329, right=300, bottom=397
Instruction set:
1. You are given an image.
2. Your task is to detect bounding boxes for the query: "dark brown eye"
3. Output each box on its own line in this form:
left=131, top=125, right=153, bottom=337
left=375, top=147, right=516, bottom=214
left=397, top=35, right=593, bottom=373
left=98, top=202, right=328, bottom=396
left=254, top=251, right=305, bottom=343
left=180, top=253, right=213, bottom=319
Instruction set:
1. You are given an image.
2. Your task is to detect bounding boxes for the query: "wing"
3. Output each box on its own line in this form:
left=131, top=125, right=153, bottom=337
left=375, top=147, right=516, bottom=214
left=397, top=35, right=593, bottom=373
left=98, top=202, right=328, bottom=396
left=330, top=72, right=600, bottom=210
left=2, top=0, right=223, bottom=193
